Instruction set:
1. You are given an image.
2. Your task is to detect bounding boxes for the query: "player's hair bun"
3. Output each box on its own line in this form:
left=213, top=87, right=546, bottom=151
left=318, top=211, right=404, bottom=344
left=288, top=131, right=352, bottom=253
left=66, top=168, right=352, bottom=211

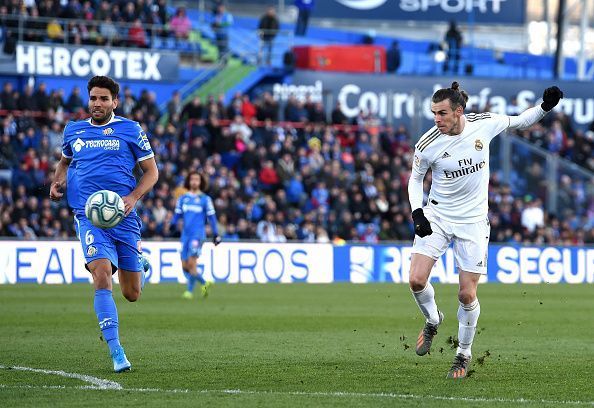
left=451, top=81, right=460, bottom=91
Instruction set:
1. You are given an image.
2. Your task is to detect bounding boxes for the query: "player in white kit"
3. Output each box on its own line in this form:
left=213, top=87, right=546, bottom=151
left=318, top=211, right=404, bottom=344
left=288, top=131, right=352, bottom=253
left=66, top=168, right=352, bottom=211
left=408, top=82, right=563, bottom=378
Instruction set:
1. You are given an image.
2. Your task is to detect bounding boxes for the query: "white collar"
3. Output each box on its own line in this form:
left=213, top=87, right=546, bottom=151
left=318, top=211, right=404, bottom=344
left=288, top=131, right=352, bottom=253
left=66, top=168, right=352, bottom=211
left=86, top=113, right=118, bottom=127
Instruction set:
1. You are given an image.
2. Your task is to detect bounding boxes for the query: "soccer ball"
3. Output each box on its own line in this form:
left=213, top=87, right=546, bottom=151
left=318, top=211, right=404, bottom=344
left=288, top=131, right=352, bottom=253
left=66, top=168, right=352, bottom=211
left=85, top=190, right=125, bottom=229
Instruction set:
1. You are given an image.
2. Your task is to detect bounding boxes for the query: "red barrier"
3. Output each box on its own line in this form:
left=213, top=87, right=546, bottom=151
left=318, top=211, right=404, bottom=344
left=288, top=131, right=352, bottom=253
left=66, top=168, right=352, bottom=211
left=292, top=45, right=386, bottom=73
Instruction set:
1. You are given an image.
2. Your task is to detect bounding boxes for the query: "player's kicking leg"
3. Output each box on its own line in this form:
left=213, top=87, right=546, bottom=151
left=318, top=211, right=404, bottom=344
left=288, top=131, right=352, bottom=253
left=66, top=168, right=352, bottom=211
left=88, top=258, right=132, bottom=373
left=76, top=215, right=132, bottom=373
left=409, top=253, right=442, bottom=356
left=447, top=270, right=481, bottom=379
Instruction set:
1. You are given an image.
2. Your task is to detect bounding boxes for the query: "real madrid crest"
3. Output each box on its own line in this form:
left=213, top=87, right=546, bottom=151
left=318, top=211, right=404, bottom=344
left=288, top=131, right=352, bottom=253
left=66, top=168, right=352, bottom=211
left=475, top=139, right=483, bottom=151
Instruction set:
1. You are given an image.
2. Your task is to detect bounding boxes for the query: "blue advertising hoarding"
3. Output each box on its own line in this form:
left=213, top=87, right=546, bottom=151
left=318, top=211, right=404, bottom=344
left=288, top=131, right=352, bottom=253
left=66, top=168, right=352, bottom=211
left=314, top=0, right=525, bottom=24
left=8, top=43, right=179, bottom=82
left=334, top=244, right=594, bottom=284
left=1, top=241, right=592, bottom=284
left=280, top=72, right=594, bottom=131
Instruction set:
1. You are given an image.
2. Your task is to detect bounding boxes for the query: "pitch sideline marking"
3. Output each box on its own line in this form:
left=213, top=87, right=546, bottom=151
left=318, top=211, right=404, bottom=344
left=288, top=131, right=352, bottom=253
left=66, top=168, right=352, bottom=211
left=1, top=366, right=593, bottom=406
left=0, top=365, right=121, bottom=390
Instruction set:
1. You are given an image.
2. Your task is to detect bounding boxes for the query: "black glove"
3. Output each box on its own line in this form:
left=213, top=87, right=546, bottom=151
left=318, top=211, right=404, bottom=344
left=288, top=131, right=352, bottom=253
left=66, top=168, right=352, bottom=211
left=213, top=235, right=222, bottom=246
left=412, top=208, right=433, bottom=238
left=541, top=86, right=563, bottom=112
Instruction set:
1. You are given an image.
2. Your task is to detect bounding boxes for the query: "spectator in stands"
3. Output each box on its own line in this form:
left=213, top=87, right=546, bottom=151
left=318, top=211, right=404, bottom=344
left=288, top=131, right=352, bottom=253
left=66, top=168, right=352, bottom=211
left=128, top=18, right=148, bottom=48
left=94, top=1, right=110, bottom=20
left=257, top=6, right=279, bottom=66
left=24, top=7, right=45, bottom=43
left=34, top=82, right=50, bottom=113
left=181, top=95, right=205, bottom=124
left=60, top=0, right=81, bottom=19
left=66, top=86, right=84, bottom=113
left=386, top=40, right=401, bottom=74
left=211, top=4, right=233, bottom=59
left=521, top=195, right=545, bottom=233
left=46, top=18, right=64, bottom=43
left=444, top=20, right=462, bottom=73
left=294, top=0, right=314, bottom=36
left=121, top=2, right=137, bottom=23
left=170, top=7, right=192, bottom=41
left=167, top=91, right=183, bottom=119
left=331, top=101, right=348, bottom=125
left=0, top=82, right=16, bottom=111
left=241, top=95, right=257, bottom=122
left=99, top=17, right=120, bottom=46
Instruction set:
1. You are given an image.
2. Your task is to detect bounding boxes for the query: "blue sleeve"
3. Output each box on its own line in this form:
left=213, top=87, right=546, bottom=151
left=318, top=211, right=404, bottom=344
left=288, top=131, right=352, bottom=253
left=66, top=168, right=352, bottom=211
left=129, top=122, right=155, bottom=162
left=62, top=122, right=73, bottom=158
left=208, top=214, right=218, bottom=236
left=206, top=196, right=218, bottom=235
left=205, top=195, right=216, bottom=216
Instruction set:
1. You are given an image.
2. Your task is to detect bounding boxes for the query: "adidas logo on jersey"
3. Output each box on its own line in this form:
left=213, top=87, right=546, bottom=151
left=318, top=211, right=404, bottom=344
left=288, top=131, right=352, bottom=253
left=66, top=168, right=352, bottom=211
left=476, top=260, right=484, bottom=267
left=442, top=152, right=451, bottom=159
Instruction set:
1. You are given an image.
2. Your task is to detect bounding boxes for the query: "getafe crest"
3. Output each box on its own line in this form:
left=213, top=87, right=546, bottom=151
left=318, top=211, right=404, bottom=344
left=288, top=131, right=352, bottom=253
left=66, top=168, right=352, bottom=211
left=103, top=128, right=114, bottom=135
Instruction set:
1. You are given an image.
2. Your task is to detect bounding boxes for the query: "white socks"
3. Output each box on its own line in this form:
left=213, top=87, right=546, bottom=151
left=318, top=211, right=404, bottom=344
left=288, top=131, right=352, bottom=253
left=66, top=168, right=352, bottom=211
left=412, top=283, right=440, bottom=325
left=456, top=299, right=481, bottom=358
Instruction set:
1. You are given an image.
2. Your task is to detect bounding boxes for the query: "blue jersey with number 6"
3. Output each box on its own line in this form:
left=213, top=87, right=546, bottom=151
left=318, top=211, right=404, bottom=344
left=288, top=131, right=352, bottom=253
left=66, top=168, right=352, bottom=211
left=63, top=114, right=153, bottom=271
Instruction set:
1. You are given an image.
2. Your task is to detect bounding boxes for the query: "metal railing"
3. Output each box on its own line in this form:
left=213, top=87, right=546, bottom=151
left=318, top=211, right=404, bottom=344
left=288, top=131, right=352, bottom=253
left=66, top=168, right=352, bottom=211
left=492, top=133, right=594, bottom=219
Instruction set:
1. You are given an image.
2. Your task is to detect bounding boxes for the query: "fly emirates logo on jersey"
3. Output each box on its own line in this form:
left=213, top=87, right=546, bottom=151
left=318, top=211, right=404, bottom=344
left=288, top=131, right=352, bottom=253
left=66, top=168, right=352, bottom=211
left=443, top=157, right=486, bottom=180
left=72, top=137, right=120, bottom=152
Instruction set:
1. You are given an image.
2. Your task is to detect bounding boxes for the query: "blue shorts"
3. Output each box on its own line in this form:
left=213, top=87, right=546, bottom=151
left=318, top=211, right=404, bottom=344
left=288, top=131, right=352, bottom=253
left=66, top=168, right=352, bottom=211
left=74, top=212, right=143, bottom=273
left=180, top=238, right=203, bottom=261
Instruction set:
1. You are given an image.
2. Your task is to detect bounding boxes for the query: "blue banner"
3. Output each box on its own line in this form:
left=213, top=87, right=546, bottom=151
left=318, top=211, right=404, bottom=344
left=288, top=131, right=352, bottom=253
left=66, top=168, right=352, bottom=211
left=314, top=0, right=525, bottom=24
left=334, top=244, right=594, bottom=284
left=1, top=241, right=592, bottom=284
left=281, top=72, right=594, bottom=130
left=11, top=43, right=179, bottom=82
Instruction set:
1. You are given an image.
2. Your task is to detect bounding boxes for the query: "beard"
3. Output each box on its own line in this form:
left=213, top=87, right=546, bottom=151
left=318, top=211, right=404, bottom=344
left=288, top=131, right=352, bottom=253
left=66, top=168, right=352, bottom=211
left=91, top=109, right=112, bottom=125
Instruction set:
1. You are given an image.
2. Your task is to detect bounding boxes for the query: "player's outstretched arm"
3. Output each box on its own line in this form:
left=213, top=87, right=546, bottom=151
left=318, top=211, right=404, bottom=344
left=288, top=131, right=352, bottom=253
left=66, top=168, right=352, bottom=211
left=49, top=156, right=72, bottom=201
left=508, top=86, right=563, bottom=130
left=123, top=157, right=159, bottom=215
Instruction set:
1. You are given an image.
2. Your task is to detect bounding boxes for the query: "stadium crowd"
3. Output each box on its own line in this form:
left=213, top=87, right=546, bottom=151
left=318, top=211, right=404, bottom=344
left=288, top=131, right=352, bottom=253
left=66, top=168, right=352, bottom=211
left=0, top=1, right=591, bottom=244
left=0, top=0, right=192, bottom=51
left=0, top=78, right=593, bottom=244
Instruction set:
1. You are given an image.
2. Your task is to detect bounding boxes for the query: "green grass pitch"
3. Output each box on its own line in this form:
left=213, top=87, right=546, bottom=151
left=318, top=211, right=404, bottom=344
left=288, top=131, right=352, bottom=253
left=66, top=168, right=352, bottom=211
left=1, top=283, right=593, bottom=407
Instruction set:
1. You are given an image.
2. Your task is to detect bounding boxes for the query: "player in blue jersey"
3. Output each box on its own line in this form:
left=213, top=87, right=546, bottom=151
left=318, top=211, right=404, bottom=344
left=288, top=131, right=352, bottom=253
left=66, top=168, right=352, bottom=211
left=68, top=165, right=152, bottom=283
left=50, top=76, right=158, bottom=373
left=172, top=171, right=221, bottom=299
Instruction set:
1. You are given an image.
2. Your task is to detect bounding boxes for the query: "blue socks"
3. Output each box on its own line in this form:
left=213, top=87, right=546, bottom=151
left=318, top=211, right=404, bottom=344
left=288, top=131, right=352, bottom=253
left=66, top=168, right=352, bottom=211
left=183, top=266, right=206, bottom=293
left=183, top=269, right=197, bottom=293
left=94, top=289, right=120, bottom=355
left=195, top=265, right=206, bottom=285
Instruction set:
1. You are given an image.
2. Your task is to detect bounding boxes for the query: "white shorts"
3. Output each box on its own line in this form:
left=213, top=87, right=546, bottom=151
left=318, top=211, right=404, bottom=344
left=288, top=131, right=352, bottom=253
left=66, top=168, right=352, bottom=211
left=411, top=207, right=490, bottom=274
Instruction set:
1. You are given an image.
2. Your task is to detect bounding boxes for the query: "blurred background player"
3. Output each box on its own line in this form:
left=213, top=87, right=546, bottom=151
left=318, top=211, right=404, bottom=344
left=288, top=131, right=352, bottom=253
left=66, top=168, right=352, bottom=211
left=50, top=75, right=159, bottom=373
left=408, top=81, right=563, bottom=379
left=172, top=171, right=222, bottom=299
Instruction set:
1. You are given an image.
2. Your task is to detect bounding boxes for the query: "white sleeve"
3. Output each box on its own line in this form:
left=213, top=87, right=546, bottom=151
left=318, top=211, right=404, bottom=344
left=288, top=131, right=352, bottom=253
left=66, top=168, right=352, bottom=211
left=507, top=105, right=547, bottom=130
left=408, top=151, right=429, bottom=212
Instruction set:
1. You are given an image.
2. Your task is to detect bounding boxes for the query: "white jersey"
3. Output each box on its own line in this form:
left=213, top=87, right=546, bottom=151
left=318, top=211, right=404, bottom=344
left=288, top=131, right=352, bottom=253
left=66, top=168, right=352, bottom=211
left=412, top=112, right=510, bottom=223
